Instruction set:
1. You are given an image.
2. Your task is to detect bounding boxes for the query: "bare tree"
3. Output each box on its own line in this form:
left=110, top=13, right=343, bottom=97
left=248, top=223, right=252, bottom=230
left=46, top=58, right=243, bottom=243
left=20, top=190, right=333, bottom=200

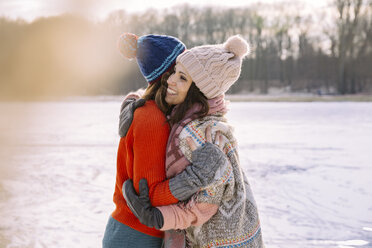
left=1, top=3, right=372, bottom=99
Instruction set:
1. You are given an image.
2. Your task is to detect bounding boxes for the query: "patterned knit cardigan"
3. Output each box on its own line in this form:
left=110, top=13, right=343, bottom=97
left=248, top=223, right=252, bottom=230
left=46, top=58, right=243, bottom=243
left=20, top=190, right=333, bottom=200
left=177, top=113, right=264, bottom=248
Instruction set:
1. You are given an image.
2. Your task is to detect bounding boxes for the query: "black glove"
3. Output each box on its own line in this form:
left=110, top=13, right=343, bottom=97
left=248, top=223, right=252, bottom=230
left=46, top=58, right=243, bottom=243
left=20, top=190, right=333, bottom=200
left=118, top=98, right=146, bottom=137
left=123, top=179, right=164, bottom=229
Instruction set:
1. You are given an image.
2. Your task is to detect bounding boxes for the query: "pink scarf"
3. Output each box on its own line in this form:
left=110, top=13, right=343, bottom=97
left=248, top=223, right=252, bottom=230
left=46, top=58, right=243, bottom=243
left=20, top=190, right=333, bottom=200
left=165, top=94, right=227, bottom=178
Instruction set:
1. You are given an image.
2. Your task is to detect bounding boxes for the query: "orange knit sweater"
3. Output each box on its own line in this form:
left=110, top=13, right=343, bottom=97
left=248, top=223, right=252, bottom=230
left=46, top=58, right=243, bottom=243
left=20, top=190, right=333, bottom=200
left=111, top=100, right=178, bottom=238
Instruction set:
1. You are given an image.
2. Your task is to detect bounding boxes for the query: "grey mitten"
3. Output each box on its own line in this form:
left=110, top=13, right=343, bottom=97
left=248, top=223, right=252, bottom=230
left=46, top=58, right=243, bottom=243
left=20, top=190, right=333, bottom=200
left=169, top=143, right=228, bottom=201
left=123, top=179, right=164, bottom=229
left=118, top=98, right=146, bottom=137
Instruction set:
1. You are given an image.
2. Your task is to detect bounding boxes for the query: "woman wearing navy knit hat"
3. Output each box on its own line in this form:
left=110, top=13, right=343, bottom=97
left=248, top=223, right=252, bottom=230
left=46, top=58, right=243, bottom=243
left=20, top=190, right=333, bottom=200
left=122, top=35, right=264, bottom=247
left=102, top=34, right=228, bottom=248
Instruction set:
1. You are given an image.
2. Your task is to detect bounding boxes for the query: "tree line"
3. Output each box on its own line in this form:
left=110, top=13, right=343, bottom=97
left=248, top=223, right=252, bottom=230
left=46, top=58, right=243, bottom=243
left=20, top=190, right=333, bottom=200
left=0, top=0, right=371, bottom=99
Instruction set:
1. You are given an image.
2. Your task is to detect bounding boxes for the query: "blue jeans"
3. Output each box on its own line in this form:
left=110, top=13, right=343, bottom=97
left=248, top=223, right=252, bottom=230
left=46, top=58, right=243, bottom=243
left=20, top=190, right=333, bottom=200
left=102, top=216, right=163, bottom=248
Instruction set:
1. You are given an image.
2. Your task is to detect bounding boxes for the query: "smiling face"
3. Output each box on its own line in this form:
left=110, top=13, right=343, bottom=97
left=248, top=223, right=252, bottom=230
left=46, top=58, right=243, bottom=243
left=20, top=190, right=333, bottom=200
left=165, top=63, right=193, bottom=106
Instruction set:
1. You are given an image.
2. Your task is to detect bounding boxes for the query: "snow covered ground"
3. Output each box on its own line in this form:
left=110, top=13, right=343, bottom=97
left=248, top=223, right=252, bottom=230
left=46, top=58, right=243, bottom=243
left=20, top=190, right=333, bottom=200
left=0, top=100, right=371, bottom=248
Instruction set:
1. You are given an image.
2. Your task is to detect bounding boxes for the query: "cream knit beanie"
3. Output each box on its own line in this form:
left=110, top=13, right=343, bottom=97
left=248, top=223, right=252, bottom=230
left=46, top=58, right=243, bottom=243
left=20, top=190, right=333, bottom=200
left=176, top=35, right=249, bottom=99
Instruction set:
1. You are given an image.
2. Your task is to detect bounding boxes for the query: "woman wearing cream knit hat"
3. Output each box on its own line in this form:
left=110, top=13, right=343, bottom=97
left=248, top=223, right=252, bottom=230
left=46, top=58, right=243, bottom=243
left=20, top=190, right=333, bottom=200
left=123, top=35, right=264, bottom=248
left=176, top=35, right=249, bottom=99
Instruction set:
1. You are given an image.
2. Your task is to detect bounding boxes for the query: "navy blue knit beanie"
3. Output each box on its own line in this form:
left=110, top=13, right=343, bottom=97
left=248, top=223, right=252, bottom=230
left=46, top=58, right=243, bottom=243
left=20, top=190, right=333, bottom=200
left=118, top=33, right=186, bottom=84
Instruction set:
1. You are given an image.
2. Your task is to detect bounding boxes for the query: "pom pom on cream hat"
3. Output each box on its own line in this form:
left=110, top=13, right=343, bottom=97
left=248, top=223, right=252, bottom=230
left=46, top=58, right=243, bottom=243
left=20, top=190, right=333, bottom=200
left=176, top=35, right=249, bottom=99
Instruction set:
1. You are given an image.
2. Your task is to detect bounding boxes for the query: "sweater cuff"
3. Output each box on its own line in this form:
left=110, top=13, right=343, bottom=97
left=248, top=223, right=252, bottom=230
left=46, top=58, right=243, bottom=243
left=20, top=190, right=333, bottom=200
left=158, top=206, right=176, bottom=231
left=124, top=88, right=145, bottom=101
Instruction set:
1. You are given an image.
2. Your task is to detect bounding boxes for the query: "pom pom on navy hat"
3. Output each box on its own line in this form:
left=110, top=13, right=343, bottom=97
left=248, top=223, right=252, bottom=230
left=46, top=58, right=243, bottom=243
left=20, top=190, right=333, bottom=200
left=118, top=33, right=138, bottom=59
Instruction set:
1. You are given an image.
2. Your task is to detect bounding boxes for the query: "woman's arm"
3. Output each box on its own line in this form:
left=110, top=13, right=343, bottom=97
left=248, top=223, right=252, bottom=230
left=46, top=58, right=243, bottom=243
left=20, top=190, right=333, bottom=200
left=123, top=124, right=230, bottom=229
left=123, top=156, right=232, bottom=230
left=158, top=152, right=232, bottom=230
left=128, top=105, right=228, bottom=206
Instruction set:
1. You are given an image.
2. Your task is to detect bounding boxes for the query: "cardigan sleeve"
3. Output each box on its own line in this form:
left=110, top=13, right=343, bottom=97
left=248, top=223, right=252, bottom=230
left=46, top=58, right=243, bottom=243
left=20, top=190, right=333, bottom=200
left=156, top=122, right=235, bottom=230
left=157, top=158, right=233, bottom=230
left=131, top=102, right=179, bottom=206
left=158, top=202, right=219, bottom=230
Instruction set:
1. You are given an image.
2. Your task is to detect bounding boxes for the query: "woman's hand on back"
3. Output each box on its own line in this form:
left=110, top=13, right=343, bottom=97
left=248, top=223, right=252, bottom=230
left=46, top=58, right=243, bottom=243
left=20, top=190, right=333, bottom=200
left=118, top=98, right=146, bottom=137
left=167, top=124, right=229, bottom=201
left=186, top=125, right=225, bottom=151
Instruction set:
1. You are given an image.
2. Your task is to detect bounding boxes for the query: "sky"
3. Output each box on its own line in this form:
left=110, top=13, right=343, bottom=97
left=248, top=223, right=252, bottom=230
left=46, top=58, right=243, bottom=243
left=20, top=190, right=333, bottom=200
left=0, top=0, right=332, bottom=22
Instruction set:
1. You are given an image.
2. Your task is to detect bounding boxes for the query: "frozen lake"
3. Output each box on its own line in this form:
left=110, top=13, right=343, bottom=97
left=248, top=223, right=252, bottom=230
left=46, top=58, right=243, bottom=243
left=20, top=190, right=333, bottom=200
left=0, top=99, right=371, bottom=248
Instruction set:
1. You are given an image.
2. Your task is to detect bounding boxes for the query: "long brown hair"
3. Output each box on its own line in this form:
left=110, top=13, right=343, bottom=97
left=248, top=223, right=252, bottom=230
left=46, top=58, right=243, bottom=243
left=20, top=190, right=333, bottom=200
left=141, top=75, right=170, bottom=114
left=161, top=68, right=209, bottom=125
